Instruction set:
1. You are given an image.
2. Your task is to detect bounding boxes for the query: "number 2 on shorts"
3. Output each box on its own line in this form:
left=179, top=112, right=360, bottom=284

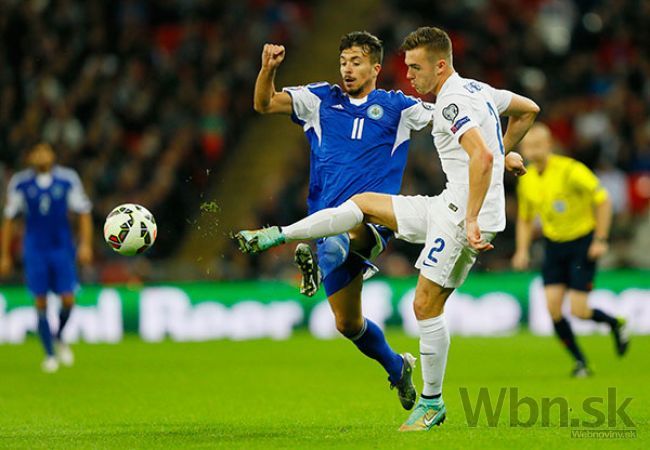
left=426, top=238, right=446, bottom=265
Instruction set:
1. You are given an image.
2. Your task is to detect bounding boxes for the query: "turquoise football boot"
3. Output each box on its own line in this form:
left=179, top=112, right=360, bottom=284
left=233, top=226, right=286, bottom=254
left=399, top=398, right=447, bottom=432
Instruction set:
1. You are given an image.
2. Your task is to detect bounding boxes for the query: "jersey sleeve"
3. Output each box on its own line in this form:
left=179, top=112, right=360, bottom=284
left=282, top=82, right=329, bottom=125
left=438, top=94, right=480, bottom=143
left=3, top=175, right=25, bottom=219
left=401, top=98, right=434, bottom=131
left=66, top=169, right=92, bottom=214
left=486, top=86, right=514, bottom=114
left=568, top=162, right=609, bottom=204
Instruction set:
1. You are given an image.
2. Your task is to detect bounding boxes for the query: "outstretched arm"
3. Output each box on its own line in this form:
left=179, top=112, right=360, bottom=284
left=253, top=44, right=293, bottom=115
left=501, top=94, right=540, bottom=153
left=460, top=127, right=494, bottom=252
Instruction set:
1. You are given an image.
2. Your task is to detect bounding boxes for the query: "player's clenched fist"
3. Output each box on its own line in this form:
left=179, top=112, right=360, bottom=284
left=261, top=44, right=286, bottom=70
left=505, top=151, right=527, bottom=177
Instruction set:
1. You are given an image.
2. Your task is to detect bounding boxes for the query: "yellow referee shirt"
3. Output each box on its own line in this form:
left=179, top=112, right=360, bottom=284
left=517, top=154, right=609, bottom=242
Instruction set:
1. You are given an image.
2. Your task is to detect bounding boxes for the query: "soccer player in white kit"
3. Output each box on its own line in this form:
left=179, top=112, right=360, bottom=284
left=235, top=27, right=539, bottom=431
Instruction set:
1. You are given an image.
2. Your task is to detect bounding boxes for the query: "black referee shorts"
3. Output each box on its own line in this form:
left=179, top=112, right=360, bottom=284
left=542, top=232, right=596, bottom=292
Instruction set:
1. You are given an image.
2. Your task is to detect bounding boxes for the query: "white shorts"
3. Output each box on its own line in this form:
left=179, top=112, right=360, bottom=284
left=391, top=195, right=496, bottom=288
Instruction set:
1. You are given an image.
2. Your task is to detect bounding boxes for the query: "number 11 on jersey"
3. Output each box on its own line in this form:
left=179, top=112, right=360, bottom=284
left=351, top=118, right=364, bottom=140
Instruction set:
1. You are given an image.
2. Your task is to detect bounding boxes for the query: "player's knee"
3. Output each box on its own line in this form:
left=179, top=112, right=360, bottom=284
left=570, top=302, right=591, bottom=319
left=546, top=303, right=563, bottom=321
left=412, top=296, right=443, bottom=320
left=335, top=317, right=364, bottom=338
left=350, top=193, right=372, bottom=215
left=35, top=298, right=47, bottom=311
left=61, top=294, right=75, bottom=309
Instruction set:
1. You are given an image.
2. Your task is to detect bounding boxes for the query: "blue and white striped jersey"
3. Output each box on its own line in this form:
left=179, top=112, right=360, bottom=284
left=4, top=166, right=91, bottom=253
left=283, top=82, right=433, bottom=213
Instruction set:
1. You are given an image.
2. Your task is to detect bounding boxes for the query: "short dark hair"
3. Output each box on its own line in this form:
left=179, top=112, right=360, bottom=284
left=400, top=27, right=452, bottom=61
left=339, top=31, right=383, bottom=64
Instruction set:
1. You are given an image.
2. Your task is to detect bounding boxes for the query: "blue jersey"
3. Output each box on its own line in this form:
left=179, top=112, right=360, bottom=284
left=4, top=166, right=91, bottom=255
left=284, top=82, right=433, bottom=213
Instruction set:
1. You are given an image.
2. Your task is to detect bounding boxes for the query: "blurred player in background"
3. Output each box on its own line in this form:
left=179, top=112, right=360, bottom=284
left=235, top=26, right=538, bottom=431
left=247, top=31, right=434, bottom=410
left=512, top=123, right=629, bottom=377
left=1, top=143, right=93, bottom=373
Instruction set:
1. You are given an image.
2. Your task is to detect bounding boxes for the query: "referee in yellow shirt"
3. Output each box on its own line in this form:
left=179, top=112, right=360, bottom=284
left=512, top=123, right=629, bottom=377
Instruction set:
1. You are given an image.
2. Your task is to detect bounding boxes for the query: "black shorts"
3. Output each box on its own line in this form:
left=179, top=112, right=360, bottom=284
left=542, top=232, right=596, bottom=292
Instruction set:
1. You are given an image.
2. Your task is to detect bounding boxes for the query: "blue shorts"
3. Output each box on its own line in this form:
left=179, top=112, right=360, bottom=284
left=24, top=248, right=78, bottom=296
left=318, top=224, right=393, bottom=297
left=542, top=232, right=596, bottom=292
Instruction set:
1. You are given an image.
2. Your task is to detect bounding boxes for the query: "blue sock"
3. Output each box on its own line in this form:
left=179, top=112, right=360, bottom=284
left=57, top=307, right=72, bottom=340
left=37, top=311, right=54, bottom=357
left=350, top=318, right=403, bottom=384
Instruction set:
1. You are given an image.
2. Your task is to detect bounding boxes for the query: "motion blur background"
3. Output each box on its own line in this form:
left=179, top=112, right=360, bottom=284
left=1, top=0, right=649, bottom=284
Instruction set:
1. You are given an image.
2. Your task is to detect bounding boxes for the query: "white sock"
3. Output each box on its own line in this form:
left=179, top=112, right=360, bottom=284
left=282, top=200, right=363, bottom=241
left=418, top=314, right=450, bottom=397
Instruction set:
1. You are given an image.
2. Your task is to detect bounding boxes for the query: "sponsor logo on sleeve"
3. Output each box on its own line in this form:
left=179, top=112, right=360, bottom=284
left=451, top=116, right=470, bottom=134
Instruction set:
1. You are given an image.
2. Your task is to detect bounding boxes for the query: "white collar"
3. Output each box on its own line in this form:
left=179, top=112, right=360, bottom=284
left=348, top=95, right=368, bottom=106
left=36, top=173, right=53, bottom=188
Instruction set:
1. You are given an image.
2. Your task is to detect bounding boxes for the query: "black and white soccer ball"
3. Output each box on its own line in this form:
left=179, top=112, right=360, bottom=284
left=103, top=203, right=157, bottom=256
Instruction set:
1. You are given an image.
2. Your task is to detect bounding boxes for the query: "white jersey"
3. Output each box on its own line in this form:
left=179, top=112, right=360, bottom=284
left=431, top=72, right=513, bottom=232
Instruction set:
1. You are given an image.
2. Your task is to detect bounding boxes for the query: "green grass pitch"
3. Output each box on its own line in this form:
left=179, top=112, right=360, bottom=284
left=0, top=332, right=647, bottom=449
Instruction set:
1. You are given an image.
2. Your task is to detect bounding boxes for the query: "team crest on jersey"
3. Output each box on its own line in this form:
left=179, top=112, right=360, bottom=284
left=367, top=104, right=384, bottom=120
left=553, top=200, right=567, bottom=213
left=51, top=185, right=64, bottom=199
left=442, top=103, right=458, bottom=121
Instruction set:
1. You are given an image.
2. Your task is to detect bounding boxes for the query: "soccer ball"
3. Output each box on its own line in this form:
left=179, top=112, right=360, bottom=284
left=103, top=203, right=157, bottom=256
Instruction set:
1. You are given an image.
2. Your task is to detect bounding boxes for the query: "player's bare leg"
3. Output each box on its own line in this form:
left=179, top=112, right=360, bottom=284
left=569, top=290, right=629, bottom=357
left=328, top=273, right=416, bottom=410
left=545, top=285, right=589, bottom=377
left=35, top=296, right=58, bottom=373
left=400, top=275, right=452, bottom=431
left=348, top=193, right=398, bottom=231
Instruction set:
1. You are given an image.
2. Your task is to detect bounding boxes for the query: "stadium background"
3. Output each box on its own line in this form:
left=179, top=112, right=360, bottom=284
left=0, top=0, right=649, bottom=336
left=1, top=0, right=648, bottom=284
left=1, top=1, right=649, bottom=448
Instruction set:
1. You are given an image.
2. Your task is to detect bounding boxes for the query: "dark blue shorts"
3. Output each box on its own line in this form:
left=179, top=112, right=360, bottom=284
left=318, top=224, right=393, bottom=297
left=24, top=248, right=77, bottom=296
left=542, top=232, right=596, bottom=292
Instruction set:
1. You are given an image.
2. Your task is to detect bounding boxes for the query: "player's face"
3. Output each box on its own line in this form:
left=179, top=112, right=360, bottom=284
left=520, top=127, right=552, bottom=164
left=28, top=144, right=55, bottom=172
left=404, top=47, right=442, bottom=95
left=339, top=47, right=380, bottom=97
